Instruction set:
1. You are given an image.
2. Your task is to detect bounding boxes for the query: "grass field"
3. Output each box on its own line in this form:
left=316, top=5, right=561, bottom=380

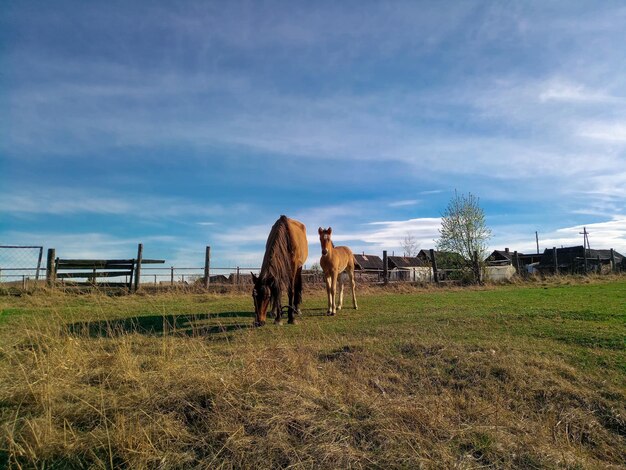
left=1, top=277, right=625, bottom=468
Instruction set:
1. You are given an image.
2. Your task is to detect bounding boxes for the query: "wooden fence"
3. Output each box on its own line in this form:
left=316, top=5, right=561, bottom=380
left=1, top=244, right=623, bottom=291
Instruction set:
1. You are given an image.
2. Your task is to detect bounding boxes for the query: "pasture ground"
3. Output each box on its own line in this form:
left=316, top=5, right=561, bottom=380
left=0, top=277, right=625, bottom=468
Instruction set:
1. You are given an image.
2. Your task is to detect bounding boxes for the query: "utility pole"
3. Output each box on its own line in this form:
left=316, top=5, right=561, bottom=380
left=579, top=227, right=590, bottom=274
left=535, top=231, right=539, bottom=254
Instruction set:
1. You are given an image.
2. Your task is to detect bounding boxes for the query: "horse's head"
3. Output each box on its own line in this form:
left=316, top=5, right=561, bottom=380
left=251, top=272, right=271, bottom=327
left=318, top=227, right=332, bottom=256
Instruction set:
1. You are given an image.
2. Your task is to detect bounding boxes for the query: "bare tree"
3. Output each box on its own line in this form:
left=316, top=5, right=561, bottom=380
left=436, top=191, right=491, bottom=283
left=401, top=233, right=419, bottom=257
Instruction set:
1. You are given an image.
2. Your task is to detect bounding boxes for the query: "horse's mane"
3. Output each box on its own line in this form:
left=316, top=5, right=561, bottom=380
left=259, top=215, right=294, bottom=306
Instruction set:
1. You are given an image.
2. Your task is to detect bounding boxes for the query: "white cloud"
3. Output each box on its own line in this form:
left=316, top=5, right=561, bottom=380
left=490, top=216, right=626, bottom=255
left=1, top=231, right=152, bottom=259
left=579, top=123, right=626, bottom=142
left=538, top=80, right=621, bottom=104
left=389, top=199, right=420, bottom=207
left=0, top=188, right=249, bottom=219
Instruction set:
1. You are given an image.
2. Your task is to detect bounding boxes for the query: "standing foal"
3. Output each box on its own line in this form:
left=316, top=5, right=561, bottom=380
left=318, top=227, right=358, bottom=315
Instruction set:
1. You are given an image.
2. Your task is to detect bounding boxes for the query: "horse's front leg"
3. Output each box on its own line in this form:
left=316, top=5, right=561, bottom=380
left=337, top=273, right=345, bottom=311
left=330, top=272, right=339, bottom=315
left=274, top=297, right=283, bottom=325
left=325, top=274, right=333, bottom=315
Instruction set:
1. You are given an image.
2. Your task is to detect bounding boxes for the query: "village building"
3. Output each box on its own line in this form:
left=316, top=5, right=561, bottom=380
left=485, top=248, right=543, bottom=279
left=353, top=253, right=385, bottom=282
left=353, top=254, right=384, bottom=271
left=538, top=246, right=624, bottom=274
left=387, top=256, right=432, bottom=281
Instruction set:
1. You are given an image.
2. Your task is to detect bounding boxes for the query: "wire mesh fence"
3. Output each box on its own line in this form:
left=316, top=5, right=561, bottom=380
left=1, top=244, right=623, bottom=291
left=0, top=245, right=44, bottom=287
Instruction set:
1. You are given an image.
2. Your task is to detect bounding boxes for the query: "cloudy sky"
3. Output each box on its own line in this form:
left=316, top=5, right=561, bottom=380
left=2, top=1, right=626, bottom=268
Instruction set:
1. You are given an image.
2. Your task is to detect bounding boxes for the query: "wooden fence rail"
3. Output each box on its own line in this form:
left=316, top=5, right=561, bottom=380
left=47, top=244, right=164, bottom=291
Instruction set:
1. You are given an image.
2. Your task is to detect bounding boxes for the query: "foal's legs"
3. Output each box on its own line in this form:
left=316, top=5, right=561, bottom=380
left=330, top=271, right=339, bottom=315
left=337, top=272, right=345, bottom=311
left=348, top=268, right=358, bottom=309
left=325, top=274, right=333, bottom=315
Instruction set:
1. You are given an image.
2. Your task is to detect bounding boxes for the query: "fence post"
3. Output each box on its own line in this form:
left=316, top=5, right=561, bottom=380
left=553, top=247, right=558, bottom=275
left=382, top=251, right=388, bottom=285
left=429, top=249, right=439, bottom=284
left=46, top=248, right=56, bottom=287
left=610, top=249, right=616, bottom=273
left=35, top=247, right=43, bottom=281
left=204, top=246, right=211, bottom=289
left=171, top=266, right=174, bottom=286
left=134, top=243, right=143, bottom=292
left=473, top=250, right=482, bottom=284
left=513, top=251, right=520, bottom=275
left=236, top=267, right=240, bottom=285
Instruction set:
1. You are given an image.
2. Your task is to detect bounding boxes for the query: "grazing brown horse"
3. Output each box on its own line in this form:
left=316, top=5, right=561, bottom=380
left=318, top=227, right=358, bottom=315
left=251, top=216, right=308, bottom=326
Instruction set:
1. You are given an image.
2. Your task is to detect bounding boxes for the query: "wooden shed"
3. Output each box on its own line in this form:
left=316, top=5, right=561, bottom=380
left=538, top=246, right=624, bottom=274
left=353, top=254, right=384, bottom=271
left=387, top=256, right=431, bottom=281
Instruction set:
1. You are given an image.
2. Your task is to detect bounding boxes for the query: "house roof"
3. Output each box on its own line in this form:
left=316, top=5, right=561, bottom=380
left=487, top=250, right=514, bottom=262
left=353, top=254, right=384, bottom=270
left=387, top=256, right=427, bottom=268
left=539, top=245, right=624, bottom=268
left=486, top=250, right=543, bottom=265
left=417, top=249, right=465, bottom=266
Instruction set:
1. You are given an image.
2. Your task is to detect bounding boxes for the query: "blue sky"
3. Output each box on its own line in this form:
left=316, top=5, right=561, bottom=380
left=2, top=1, right=626, bottom=268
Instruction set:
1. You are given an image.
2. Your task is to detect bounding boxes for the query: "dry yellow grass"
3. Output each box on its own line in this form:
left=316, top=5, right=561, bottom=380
left=1, top=279, right=625, bottom=468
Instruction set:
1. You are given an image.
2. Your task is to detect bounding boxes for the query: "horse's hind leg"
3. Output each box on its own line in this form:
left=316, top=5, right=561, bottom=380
left=349, top=268, right=358, bottom=309
left=287, top=281, right=296, bottom=324
left=293, top=266, right=303, bottom=316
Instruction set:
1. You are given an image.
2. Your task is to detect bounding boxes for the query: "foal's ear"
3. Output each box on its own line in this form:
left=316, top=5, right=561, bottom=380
left=327, top=227, right=332, bottom=234
left=251, top=272, right=258, bottom=283
left=318, top=227, right=323, bottom=234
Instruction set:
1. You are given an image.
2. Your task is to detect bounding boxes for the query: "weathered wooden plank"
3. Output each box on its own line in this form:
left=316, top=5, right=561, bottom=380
left=57, top=259, right=164, bottom=268
left=57, top=270, right=133, bottom=279
left=66, top=281, right=131, bottom=288
left=57, top=259, right=135, bottom=268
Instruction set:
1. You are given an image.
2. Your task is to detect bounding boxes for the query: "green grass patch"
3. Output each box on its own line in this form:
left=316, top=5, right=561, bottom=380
left=0, top=278, right=625, bottom=468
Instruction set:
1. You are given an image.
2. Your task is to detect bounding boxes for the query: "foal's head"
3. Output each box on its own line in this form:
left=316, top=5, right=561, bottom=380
left=318, top=227, right=333, bottom=256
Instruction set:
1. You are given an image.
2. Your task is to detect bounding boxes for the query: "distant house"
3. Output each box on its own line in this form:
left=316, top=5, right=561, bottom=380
left=353, top=254, right=384, bottom=271
left=208, top=274, right=229, bottom=284
left=486, top=248, right=542, bottom=266
left=228, top=273, right=254, bottom=284
left=538, top=246, right=624, bottom=274
left=486, top=248, right=514, bottom=265
left=417, top=249, right=465, bottom=268
left=387, top=256, right=431, bottom=281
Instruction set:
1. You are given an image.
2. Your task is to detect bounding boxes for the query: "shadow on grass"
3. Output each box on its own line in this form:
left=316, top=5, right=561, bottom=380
left=66, top=311, right=254, bottom=338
